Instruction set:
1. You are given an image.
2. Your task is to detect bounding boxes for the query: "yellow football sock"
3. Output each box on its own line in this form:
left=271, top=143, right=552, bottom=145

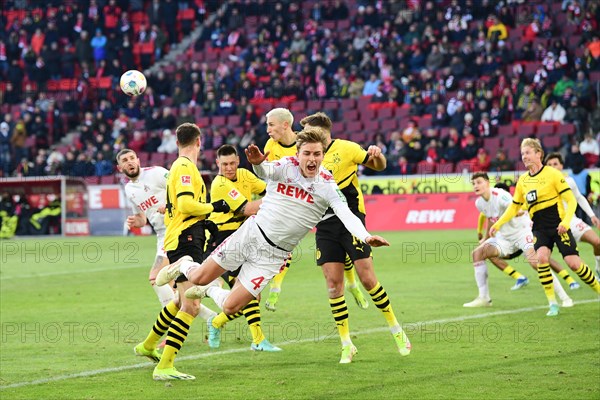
left=243, top=300, right=264, bottom=345
left=157, top=311, right=194, bottom=369
left=343, top=255, right=358, bottom=287
left=329, top=296, right=351, bottom=345
left=270, top=263, right=289, bottom=291
left=502, top=265, right=524, bottom=280
left=368, top=282, right=399, bottom=327
left=537, top=264, right=556, bottom=304
left=143, top=301, right=179, bottom=350
left=575, top=263, right=600, bottom=293
left=557, top=269, right=576, bottom=286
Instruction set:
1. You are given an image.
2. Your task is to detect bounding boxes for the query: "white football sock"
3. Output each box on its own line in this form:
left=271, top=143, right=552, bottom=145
left=207, top=286, right=230, bottom=310
left=179, top=260, right=199, bottom=278
left=474, top=260, right=490, bottom=299
left=153, top=283, right=174, bottom=307
left=198, top=304, right=217, bottom=321
left=552, top=272, right=570, bottom=302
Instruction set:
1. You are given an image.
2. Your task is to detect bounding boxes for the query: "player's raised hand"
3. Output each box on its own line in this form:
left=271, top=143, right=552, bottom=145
left=366, top=145, right=383, bottom=159
left=245, top=144, right=269, bottom=165
left=366, top=235, right=390, bottom=247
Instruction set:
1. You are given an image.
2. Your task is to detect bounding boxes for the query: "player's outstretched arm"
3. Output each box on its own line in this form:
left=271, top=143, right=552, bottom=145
left=364, top=145, right=387, bottom=171
left=245, top=144, right=270, bottom=165
left=366, top=235, right=390, bottom=247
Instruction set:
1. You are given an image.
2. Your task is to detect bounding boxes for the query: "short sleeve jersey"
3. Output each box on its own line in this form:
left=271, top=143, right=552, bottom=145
left=209, top=168, right=266, bottom=231
left=163, top=156, right=208, bottom=251
left=512, top=166, right=571, bottom=230
left=264, top=137, right=297, bottom=161
left=476, top=188, right=531, bottom=237
left=321, top=139, right=369, bottom=214
left=124, top=166, right=168, bottom=235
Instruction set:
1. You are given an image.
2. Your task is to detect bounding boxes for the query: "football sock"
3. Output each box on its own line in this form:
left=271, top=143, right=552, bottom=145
left=206, top=286, right=230, bottom=310
left=329, top=296, right=351, bottom=345
left=152, top=283, right=175, bottom=307
left=269, top=257, right=291, bottom=291
left=212, top=310, right=242, bottom=329
left=368, top=282, right=400, bottom=328
left=242, top=299, right=265, bottom=345
left=557, top=269, right=576, bottom=287
left=198, top=304, right=217, bottom=321
left=502, top=265, right=524, bottom=280
left=537, top=264, right=557, bottom=304
left=143, top=301, right=179, bottom=350
left=343, top=255, right=358, bottom=287
left=551, top=273, right=569, bottom=301
left=575, top=263, right=600, bottom=293
left=473, top=261, right=490, bottom=299
left=157, top=311, right=194, bottom=369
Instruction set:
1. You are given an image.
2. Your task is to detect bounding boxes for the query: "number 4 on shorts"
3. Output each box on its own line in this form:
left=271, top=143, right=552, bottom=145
left=251, top=276, right=265, bottom=290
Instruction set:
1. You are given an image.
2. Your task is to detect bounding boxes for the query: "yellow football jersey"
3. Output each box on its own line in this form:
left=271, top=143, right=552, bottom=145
left=264, top=137, right=297, bottom=161
left=512, top=165, right=571, bottom=230
left=209, top=168, right=266, bottom=231
left=163, top=156, right=208, bottom=251
left=322, top=139, right=369, bottom=214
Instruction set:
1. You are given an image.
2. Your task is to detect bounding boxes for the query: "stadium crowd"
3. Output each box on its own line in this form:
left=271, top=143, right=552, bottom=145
left=0, top=0, right=599, bottom=179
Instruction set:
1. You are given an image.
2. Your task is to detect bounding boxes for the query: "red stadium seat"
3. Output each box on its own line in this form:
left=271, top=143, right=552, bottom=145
left=416, top=161, right=437, bottom=174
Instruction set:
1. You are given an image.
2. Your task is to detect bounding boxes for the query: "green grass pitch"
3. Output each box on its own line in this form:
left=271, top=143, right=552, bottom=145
left=0, top=230, right=598, bottom=399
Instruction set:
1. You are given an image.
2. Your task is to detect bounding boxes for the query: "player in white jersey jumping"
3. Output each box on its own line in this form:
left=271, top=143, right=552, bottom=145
left=545, top=153, right=600, bottom=275
left=465, top=172, right=573, bottom=308
left=155, top=129, right=407, bottom=370
left=116, top=149, right=219, bottom=339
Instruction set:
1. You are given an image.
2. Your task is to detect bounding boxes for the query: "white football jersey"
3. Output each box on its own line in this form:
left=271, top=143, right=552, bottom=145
left=124, top=166, right=169, bottom=235
left=564, top=175, right=596, bottom=218
left=253, top=157, right=370, bottom=250
left=476, top=188, right=531, bottom=237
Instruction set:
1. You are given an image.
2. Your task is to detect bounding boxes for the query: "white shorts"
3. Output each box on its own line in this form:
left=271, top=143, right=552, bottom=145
left=156, top=234, right=167, bottom=258
left=209, top=217, right=291, bottom=298
left=484, top=231, right=535, bottom=258
left=570, top=216, right=591, bottom=242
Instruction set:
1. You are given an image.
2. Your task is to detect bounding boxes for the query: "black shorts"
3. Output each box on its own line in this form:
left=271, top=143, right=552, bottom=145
left=167, top=221, right=207, bottom=283
left=533, top=228, right=579, bottom=257
left=315, top=214, right=372, bottom=265
left=203, top=229, right=240, bottom=289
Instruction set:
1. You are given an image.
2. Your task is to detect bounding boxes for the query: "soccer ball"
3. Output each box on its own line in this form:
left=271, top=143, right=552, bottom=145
left=120, top=70, right=147, bottom=96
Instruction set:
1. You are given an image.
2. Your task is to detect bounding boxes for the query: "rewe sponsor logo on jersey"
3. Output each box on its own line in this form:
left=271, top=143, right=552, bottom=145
left=405, top=209, right=456, bottom=224
left=276, top=183, right=314, bottom=203
left=139, top=195, right=159, bottom=211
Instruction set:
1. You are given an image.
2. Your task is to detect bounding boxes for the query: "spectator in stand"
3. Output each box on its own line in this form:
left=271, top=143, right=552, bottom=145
left=143, top=131, right=162, bottom=153
left=95, top=152, right=114, bottom=176
left=579, top=133, right=600, bottom=167
left=553, top=74, right=575, bottom=98
left=158, top=107, right=176, bottom=130
left=573, top=71, right=592, bottom=107
left=176, top=106, right=195, bottom=126
left=489, top=149, right=513, bottom=172
left=461, top=133, right=479, bottom=160
left=478, top=113, right=492, bottom=137
left=91, top=28, right=107, bottom=69
left=401, top=120, right=421, bottom=144
left=398, top=156, right=413, bottom=175
left=473, top=148, right=491, bottom=172
left=128, top=130, right=146, bottom=154
left=442, top=138, right=464, bottom=165
left=405, top=140, right=425, bottom=165
left=541, top=99, right=566, bottom=123
left=432, top=104, right=450, bottom=128
left=564, top=97, right=589, bottom=139
left=521, top=97, right=543, bottom=122
left=487, top=15, right=508, bottom=43
left=157, top=129, right=178, bottom=154
left=362, top=73, right=381, bottom=96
